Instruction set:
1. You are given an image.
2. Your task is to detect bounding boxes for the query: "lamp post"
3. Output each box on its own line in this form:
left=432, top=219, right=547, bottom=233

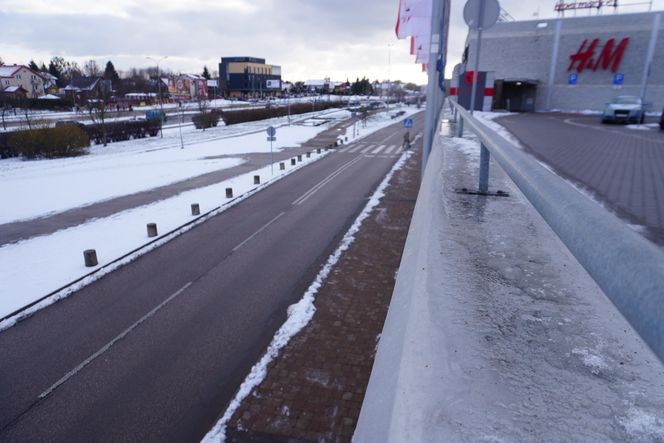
left=147, top=55, right=168, bottom=138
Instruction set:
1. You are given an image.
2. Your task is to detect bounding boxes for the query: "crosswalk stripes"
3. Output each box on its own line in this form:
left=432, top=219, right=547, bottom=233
left=349, top=144, right=365, bottom=153
left=371, top=145, right=386, bottom=154
left=339, top=144, right=354, bottom=152
left=384, top=145, right=397, bottom=154
left=360, top=145, right=375, bottom=154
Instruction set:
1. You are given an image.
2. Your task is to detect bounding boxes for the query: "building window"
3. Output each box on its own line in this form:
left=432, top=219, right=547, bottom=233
left=16, top=74, right=21, bottom=80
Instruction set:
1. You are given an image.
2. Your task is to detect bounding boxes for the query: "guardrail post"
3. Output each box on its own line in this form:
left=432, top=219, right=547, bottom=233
left=191, top=203, right=200, bottom=215
left=254, top=175, right=260, bottom=185
left=457, top=114, right=464, bottom=137
left=297, top=154, right=302, bottom=162
left=291, top=158, right=296, bottom=166
left=280, top=162, right=285, bottom=170
left=226, top=188, right=233, bottom=198
left=479, top=143, right=490, bottom=193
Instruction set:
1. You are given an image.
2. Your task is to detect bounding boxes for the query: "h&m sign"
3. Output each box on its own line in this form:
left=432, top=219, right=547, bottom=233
left=568, top=37, right=629, bottom=74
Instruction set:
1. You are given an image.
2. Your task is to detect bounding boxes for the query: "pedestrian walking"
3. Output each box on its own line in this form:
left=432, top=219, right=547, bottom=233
left=403, top=130, right=411, bottom=150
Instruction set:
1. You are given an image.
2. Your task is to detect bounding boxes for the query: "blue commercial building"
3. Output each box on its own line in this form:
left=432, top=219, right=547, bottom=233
left=219, top=57, right=282, bottom=98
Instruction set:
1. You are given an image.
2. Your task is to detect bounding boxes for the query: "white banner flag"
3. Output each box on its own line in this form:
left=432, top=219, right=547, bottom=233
left=395, top=0, right=432, bottom=39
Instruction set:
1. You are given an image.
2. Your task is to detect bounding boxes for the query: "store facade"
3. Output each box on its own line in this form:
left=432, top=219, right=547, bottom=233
left=453, top=11, right=664, bottom=112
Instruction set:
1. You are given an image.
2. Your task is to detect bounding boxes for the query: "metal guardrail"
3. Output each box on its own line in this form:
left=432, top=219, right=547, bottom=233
left=449, top=99, right=664, bottom=363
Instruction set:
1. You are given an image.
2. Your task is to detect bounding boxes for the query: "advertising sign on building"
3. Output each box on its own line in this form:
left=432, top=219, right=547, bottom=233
left=266, top=79, right=281, bottom=89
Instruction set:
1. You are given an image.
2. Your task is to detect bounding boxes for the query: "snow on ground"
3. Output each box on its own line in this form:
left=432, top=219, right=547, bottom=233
left=0, top=106, right=422, bottom=324
left=202, top=150, right=415, bottom=443
left=626, top=123, right=659, bottom=130
left=0, top=109, right=347, bottom=224
left=0, top=152, right=328, bottom=325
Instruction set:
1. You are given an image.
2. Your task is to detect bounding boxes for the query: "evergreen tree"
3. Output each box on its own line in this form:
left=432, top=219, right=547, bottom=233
left=0, top=57, right=4, bottom=66
left=202, top=66, right=211, bottom=80
left=103, top=60, right=120, bottom=83
left=49, top=57, right=65, bottom=86
left=28, top=59, right=39, bottom=71
left=39, top=62, right=48, bottom=72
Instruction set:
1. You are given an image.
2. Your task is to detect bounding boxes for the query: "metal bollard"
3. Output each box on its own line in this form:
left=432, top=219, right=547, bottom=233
left=297, top=154, right=302, bottom=162
left=191, top=203, right=200, bottom=215
left=457, top=116, right=464, bottom=138
left=226, top=188, right=233, bottom=198
left=254, top=175, right=260, bottom=185
left=83, top=249, right=98, bottom=267
left=147, top=223, right=158, bottom=237
left=280, top=162, right=285, bottom=170
left=291, top=158, right=296, bottom=166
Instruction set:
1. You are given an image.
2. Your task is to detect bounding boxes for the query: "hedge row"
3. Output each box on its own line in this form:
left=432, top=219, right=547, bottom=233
left=87, top=119, right=161, bottom=144
left=192, top=111, right=221, bottom=129
left=0, top=119, right=161, bottom=158
left=5, top=125, right=89, bottom=159
left=221, top=102, right=341, bottom=125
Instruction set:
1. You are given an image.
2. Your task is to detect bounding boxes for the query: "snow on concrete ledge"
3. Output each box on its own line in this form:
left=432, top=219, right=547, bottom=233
left=354, top=130, right=664, bottom=442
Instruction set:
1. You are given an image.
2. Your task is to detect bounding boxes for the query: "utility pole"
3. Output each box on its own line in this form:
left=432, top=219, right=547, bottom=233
left=147, top=55, right=168, bottom=138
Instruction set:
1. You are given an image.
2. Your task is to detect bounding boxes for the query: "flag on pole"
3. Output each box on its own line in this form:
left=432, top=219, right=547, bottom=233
left=395, top=0, right=432, bottom=40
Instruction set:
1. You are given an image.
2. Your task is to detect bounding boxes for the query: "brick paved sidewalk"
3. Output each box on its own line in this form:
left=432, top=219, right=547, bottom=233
left=224, top=147, right=421, bottom=442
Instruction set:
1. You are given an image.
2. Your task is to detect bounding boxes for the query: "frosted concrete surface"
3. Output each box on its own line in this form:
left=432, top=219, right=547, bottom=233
left=354, top=126, right=664, bottom=442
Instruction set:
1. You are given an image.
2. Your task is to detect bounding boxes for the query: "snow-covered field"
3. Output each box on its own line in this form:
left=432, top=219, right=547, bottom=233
left=0, top=109, right=347, bottom=224
left=0, top=106, right=421, bottom=325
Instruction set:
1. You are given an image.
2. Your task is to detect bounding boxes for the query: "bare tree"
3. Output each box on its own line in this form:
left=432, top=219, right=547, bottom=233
left=88, top=85, right=109, bottom=146
left=84, top=59, right=101, bottom=77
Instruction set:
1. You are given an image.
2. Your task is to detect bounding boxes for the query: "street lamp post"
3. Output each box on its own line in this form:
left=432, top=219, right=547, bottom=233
left=147, top=55, right=168, bottom=138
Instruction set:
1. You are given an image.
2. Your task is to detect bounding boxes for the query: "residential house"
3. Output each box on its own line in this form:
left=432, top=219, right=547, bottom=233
left=0, top=85, right=28, bottom=100
left=64, top=76, right=113, bottom=105
left=0, top=65, right=45, bottom=98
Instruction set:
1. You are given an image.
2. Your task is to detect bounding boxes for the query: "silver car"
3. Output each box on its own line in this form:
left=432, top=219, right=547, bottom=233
left=601, top=95, right=645, bottom=124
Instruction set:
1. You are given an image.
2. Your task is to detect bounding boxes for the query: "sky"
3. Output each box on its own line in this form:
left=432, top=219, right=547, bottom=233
left=2, top=0, right=664, bottom=85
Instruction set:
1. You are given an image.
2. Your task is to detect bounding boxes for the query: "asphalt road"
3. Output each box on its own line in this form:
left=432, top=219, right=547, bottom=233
left=496, top=112, right=664, bottom=245
left=0, top=111, right=423, bottom=442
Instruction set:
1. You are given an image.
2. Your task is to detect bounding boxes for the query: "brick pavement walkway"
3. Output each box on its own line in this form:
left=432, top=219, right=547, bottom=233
left=497, top=113, right=664, bottom=245
left=225, top=147, right=421, bottom=442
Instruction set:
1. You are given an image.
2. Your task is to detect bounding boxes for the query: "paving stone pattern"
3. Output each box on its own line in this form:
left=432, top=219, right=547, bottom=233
left=226, top=148, right=421, bottom=442
left=497, top=113, right=664, bottom=245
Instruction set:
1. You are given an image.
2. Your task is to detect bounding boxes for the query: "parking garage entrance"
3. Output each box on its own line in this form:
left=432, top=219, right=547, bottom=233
left=493, top=80, right=538, bottom=112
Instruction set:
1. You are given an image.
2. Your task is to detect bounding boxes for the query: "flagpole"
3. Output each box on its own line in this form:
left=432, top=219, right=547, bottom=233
left=422, top=0, right=444, bottom=180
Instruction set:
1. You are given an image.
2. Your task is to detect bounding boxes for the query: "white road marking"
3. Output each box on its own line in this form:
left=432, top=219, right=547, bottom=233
left=372, top=145, right=386, bottom=154
left=360, top=145, right=374, bottom=154
left=348, top=144, right=364, bottom=153
left=39, top=281, right=193, bottom=400
left=232, top=211, right=286, bottom=252
left=292, top=156, right=364, bottom=206
left=385, top=145, right=397, bottom=154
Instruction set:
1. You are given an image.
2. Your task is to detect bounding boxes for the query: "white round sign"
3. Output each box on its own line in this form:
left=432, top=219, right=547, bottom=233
left=463, top=0, right=501, bottom=30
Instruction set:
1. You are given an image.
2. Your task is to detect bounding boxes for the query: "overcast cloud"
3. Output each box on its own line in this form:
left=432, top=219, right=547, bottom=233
left=2, top=0, right=663, bottom=84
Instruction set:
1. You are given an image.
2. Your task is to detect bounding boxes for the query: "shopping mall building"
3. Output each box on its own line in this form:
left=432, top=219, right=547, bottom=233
left=452, top=10, right=664, bottom=112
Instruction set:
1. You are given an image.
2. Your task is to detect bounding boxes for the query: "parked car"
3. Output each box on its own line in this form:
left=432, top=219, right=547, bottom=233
left=601, top=95, right=645, bottom=124
left=659, top=108, right=664, bottom=130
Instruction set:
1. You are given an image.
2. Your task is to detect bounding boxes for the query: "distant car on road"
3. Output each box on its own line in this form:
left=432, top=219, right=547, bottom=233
left=601, top=95, right=645, bottom=124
